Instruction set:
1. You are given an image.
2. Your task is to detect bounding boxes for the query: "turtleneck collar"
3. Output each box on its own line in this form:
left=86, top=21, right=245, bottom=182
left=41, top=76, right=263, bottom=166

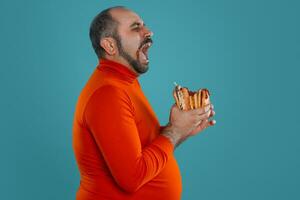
left=97, top=59, right=138, bottom=83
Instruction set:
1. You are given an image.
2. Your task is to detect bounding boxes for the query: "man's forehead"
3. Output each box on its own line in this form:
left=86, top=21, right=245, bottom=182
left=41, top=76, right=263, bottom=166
left=110, top=8, right=143, bottom=27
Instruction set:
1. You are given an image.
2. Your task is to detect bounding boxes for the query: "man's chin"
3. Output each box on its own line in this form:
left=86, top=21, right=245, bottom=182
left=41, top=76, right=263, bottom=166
left=134, top=61, right=149, bottom=74
left=119, top=50, right=149, bottom=74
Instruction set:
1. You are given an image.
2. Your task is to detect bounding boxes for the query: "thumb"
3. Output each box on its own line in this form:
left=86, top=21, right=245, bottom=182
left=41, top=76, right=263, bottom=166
left=171, top=103, right=179, bottom=112
left=190, top=119, right=214, bottom=136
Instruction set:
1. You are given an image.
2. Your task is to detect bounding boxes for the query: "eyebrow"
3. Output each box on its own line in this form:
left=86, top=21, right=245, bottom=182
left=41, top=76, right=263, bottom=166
left=130, top=22, right=144, bottom=28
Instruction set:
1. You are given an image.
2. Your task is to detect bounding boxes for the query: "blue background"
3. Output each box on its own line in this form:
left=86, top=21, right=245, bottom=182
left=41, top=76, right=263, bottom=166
left=1, top=0, right=299, bottom=199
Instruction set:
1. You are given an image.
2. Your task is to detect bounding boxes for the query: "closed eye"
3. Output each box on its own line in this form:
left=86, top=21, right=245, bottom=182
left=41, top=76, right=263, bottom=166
left=132, top=26, right=141, bottom=31
left=130, top=22, right=146, bottom=31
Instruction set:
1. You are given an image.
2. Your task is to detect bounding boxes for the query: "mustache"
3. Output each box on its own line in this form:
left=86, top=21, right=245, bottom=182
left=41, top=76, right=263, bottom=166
left=139, top=37, right=153, bottom=49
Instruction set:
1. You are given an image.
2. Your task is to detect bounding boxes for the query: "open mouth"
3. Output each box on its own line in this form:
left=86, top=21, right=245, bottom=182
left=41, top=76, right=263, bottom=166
left=137, top=42, right=152, bottom=64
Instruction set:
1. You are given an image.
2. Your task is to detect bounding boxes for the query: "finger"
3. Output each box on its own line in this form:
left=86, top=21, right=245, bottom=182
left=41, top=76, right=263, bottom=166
left=208, top=119, right=216, bottom=126
left=198, top=119, right=216, bottom=129
left=196, top=119, right=207, bottom=127
left=190, top=119, right=216, bottom=136
left=171, top=103, right=181, bottom=112
left=195, top=109, right=212, bottom=121
left=192, top=119, right=209, bottom=134
left=172, top=103, right=178, bottom=108
left=209, top=110, right=215, bottom=118
left=191, top=103, right=211, bottom=115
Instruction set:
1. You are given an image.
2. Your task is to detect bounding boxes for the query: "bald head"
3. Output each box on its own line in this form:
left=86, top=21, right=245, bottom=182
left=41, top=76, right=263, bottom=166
left=89, top=6, right=127, bottom=59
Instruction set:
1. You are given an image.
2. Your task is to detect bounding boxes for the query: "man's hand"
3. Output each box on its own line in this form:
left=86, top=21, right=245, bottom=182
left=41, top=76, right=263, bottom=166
left=189, top=104, right=216, bottom=136
left=161, top=103, right=216, bottom=147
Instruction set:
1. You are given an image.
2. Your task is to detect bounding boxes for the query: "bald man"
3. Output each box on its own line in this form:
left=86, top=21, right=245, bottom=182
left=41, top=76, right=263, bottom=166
left=72, top=6, right=216, bottom=200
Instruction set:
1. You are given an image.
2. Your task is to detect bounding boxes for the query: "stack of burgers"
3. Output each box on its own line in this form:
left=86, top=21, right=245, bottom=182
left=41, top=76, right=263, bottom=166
left=173, top=82, right=211, bottom=111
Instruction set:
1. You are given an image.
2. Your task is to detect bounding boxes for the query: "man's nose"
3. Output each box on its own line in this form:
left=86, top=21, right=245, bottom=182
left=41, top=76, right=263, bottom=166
left=143, top=27, right=154, bottom=38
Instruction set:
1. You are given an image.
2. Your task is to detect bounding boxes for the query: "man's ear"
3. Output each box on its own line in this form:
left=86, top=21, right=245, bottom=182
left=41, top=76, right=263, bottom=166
left=100, top=37, right=117, bottom=56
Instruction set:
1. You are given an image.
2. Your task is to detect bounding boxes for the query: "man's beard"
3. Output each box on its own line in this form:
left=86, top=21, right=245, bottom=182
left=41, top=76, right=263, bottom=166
left=114, top=34, right=152, bottom=74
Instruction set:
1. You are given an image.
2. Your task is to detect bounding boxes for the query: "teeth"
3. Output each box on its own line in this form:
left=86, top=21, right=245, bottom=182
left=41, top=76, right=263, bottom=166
left=142, top=43, right=151, bottom=48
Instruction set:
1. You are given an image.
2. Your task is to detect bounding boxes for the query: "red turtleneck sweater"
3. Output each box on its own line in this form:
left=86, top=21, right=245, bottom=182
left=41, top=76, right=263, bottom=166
left=72, top=59, right=182, bottom=199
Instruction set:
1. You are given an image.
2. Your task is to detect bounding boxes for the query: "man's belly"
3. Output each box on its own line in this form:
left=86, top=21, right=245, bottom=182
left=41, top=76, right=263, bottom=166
left=76, top=155, right=182, bottom=200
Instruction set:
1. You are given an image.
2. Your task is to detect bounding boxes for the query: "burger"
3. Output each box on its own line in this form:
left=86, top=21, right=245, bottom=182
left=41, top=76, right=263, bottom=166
left=173, top=82, right=210, bottom=111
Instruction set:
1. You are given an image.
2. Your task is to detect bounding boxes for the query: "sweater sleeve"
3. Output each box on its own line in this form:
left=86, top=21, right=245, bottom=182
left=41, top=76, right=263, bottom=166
left=84, top=85, right=174, bottom=193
